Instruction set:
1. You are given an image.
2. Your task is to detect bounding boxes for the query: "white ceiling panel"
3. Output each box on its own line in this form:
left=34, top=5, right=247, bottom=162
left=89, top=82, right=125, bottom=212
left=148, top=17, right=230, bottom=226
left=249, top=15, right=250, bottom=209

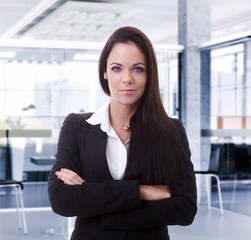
left=0, top=0, right=251, bottom=45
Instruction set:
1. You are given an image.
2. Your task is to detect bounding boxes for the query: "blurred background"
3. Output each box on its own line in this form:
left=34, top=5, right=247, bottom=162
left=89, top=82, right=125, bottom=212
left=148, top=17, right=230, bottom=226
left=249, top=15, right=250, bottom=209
left=0, top=0, right=251, bottom=239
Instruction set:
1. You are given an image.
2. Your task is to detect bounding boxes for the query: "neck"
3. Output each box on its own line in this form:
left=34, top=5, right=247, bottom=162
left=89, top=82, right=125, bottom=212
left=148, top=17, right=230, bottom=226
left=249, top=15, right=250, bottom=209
left=109, top=102, right=136, bottom=127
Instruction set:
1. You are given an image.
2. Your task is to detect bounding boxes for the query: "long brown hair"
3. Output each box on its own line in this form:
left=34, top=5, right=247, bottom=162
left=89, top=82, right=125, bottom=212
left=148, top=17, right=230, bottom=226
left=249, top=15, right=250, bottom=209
left=99, top=26, right=188, bottom=189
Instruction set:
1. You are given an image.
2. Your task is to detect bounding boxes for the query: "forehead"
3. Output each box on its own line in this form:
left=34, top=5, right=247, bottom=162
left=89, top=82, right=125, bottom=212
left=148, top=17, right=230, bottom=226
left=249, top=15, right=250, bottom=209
left=107, top=42, right=146, bottom=62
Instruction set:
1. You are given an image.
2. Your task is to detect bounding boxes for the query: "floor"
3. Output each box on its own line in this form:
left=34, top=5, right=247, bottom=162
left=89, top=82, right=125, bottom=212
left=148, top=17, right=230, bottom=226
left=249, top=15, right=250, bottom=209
left=0, top=181, right=251, bottom=240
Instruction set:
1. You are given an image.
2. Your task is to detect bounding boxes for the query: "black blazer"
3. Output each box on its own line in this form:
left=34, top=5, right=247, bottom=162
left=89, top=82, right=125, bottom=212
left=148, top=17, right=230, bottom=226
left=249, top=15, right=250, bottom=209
left=48, top=113, right=197, bottom=240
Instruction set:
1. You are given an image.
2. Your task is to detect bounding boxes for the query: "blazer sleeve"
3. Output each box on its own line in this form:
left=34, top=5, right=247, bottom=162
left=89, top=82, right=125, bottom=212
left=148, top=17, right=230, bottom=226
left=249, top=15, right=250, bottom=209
left=101, top=119, right=197, bottom=230
left=48, top=113, right=141, bottom=218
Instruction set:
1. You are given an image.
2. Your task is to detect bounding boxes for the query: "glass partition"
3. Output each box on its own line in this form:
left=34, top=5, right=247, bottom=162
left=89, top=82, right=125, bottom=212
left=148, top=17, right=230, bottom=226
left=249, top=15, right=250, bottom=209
left=211, top=43, right=251, bottom=139
left=208, top=40, right=251, bottom=216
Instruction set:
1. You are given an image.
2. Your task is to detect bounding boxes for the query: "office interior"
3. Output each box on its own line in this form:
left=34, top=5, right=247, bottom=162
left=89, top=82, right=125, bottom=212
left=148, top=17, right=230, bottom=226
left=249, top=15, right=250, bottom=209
left=0, top=0, right=251, bottom=239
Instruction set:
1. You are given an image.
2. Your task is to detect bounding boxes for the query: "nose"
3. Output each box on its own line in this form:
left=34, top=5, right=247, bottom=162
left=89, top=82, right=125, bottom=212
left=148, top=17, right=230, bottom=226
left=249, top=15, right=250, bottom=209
left=122, top=70, right=133, bottom=84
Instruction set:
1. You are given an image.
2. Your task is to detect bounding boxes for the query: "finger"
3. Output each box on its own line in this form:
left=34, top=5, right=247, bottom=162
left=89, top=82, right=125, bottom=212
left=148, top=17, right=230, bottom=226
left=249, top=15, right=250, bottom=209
left=60, top=169, right=80, bottom=180
left=56, top=170, right=84, bottom=185
left=60, top=169, right=79, bottom=180
left=55, top=171, right=74, bottom=183
left=60, top=168, right=86, bottom=183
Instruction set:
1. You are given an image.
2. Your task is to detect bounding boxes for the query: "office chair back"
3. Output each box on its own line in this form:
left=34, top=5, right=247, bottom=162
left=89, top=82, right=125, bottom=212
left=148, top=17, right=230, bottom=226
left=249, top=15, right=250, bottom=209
left=234, top=146, right=251, bottom=173
left=0, top=146, right=11, bottom=180
left=208, top=146, right=221, bottom=173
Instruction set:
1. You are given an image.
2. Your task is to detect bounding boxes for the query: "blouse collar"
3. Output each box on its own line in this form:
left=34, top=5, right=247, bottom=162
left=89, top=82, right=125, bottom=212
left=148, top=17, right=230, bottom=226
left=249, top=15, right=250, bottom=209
left=86, top=101, right=111, bottom=133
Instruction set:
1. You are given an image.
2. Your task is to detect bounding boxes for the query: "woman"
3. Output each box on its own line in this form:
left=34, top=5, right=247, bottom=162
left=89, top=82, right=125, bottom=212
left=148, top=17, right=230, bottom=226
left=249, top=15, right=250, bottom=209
left=48, top=26, right=197, bottom=240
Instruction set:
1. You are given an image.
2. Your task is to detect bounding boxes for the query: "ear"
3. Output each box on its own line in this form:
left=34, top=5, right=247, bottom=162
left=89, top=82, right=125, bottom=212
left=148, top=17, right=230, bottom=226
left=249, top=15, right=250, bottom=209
left=103, top=72, right=107, bottom=80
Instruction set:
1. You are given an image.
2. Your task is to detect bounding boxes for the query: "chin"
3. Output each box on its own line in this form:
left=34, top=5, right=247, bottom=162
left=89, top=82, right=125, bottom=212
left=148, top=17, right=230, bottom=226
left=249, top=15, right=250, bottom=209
left=118, top=99, right=141, bottom=108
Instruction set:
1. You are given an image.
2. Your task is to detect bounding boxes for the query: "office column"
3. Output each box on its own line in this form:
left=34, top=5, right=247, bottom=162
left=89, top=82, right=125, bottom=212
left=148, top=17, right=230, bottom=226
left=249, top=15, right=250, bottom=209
left=178, top=0, right=210, bottom=166
left=178, top=0, right=211, bottom=202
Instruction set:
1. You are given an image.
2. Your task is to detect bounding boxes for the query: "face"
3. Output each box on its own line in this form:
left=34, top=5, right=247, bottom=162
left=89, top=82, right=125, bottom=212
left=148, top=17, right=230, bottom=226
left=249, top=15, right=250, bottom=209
left=104, top=42, right=147, bottom=109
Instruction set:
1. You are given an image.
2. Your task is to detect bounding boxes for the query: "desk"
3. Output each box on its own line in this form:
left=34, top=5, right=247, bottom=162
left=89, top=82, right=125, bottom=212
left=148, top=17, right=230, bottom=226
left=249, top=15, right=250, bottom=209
left=31, top=156, right=55, bottom=181
left=30, top=156, right=55, bottom=165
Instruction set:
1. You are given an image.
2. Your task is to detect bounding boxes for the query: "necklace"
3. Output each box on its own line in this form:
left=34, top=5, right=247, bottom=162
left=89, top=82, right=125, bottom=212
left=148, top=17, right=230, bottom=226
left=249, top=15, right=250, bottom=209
left=110, top=120, right=131, bottom=132
left=123, top=126, right=131, bottom=132
left=110, top=119, right=131, bottom=144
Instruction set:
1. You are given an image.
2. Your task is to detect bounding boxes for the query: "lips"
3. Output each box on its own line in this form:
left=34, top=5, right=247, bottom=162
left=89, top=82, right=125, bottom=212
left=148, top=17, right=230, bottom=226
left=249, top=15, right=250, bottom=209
left=120, top=89, right=135, bottom=92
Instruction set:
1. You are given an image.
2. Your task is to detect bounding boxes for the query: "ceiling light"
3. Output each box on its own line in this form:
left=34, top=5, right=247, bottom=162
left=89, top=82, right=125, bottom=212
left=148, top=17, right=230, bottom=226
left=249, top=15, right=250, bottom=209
left=1, top=0, right=64, bottom=38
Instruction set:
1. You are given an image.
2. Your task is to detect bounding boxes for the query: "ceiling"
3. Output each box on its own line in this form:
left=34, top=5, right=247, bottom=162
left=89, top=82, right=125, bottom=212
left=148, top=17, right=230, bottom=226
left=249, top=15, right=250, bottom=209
left=0, top=0, right=251, bottom=45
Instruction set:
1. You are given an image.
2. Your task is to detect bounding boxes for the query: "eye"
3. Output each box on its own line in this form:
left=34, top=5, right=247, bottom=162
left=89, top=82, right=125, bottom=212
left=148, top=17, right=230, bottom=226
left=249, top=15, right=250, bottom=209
left=111, top=66, right=121, bottom=72
left=133, top=66, right=145, bottom=73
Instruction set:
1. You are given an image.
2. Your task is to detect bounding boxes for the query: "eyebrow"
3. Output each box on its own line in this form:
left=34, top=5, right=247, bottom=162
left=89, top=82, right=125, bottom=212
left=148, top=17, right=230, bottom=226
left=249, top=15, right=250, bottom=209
left=109, top=62, right=146, bottom=66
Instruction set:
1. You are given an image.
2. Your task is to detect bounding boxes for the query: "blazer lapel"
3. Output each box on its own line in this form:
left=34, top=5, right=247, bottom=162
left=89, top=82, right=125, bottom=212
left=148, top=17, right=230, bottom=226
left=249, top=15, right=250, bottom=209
left=83, top=124, right=113, bottom=181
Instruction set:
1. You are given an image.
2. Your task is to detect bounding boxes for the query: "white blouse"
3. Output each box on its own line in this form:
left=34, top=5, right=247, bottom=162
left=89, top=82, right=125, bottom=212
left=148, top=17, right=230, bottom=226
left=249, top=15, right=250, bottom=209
left=86, top=101, right=129, bottom=180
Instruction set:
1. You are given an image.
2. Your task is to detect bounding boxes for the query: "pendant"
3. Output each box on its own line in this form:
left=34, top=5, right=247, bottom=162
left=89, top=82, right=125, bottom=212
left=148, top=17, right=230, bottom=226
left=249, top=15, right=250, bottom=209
left=124, top=126, right=131, bottom=132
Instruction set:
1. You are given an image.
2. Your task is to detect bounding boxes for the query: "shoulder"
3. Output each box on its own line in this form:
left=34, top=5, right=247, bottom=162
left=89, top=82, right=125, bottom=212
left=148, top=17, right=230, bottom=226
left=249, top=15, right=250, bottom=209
left=63, top=112, right=93, bottom=129
left=170, top=117, right=185, bottom=131
left=170, top=118, right=189, bottom=143
left=170, top=117, right=191, bottom=156
left=65, top=112, right=93, bottom=121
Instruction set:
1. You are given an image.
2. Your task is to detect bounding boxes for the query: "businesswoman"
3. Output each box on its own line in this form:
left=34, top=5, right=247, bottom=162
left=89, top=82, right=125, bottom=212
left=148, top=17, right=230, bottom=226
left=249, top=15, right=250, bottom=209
left=48, top=26, right=197, bottom=240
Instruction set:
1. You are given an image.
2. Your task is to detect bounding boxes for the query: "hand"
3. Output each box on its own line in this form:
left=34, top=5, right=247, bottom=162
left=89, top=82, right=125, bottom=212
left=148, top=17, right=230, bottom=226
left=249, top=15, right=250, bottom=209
left=140, top=185, right=171, bottom=201
left=55, top=168, right=85, bottom=185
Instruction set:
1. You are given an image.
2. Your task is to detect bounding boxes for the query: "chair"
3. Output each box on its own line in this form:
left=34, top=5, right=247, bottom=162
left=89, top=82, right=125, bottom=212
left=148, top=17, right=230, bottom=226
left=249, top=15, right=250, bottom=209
left=195, top=145, right=224, bottom=214
left=233, top=146, right=251, bottom=176
left=231, top=145, right=251, bottom=208
left=0, top=141, right=27, bottom=235
left=0, top=180, right=27, bottom=234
